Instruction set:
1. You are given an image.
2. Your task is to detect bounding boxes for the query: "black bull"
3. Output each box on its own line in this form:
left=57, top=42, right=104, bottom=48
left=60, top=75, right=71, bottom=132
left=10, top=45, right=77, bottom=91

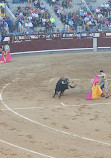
left=53, top=79, right=76, bottom=98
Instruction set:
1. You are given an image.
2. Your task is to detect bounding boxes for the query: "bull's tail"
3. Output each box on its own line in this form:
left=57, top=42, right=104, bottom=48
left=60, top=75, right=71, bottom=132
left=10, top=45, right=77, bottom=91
left=69, top=84, right=77, bottom=88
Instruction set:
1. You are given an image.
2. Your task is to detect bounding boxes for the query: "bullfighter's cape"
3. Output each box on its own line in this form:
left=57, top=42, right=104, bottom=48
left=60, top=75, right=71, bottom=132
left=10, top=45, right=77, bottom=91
left=6, top=49, right=12, bottom=62
left=86, top=76, right=103, bottom=99
left=0, top=51, right=6, bottom=63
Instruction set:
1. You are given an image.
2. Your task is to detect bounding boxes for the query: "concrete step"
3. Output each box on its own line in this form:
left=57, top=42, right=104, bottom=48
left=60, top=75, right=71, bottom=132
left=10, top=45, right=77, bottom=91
left=8, top=2, right=29, bottom=13
left=85, top=0, right=108, bottom=9
left=71, top=0, right=83, bottom=11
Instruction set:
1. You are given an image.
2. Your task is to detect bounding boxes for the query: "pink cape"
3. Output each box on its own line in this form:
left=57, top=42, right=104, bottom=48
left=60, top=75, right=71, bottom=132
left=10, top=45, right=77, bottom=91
left=86, top=90, right=92, bottom=100
left=0, top=52, right=6, bottom=63
left=86, top=76, right=99, bottom=100
left=92, top=75, right=99, bottom=84
left=6, top=52, right=12, bottom=62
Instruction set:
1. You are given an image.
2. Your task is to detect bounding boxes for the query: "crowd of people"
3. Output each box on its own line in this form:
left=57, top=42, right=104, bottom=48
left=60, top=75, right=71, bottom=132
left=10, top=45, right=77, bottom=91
left=0, top=0, right=111, bottom=35
left=11, top=0, right=73, bottom=33
left=0, top=0, right=7, bottom=2
left=14, top=1, right=56, bottom=34
left=13, top=0, right=34, bottom=3
left=0, top=1, right=11, bottom=37
left=47, top=0, right=73, bottom=8
left=54, top=1, right=111, bottom=32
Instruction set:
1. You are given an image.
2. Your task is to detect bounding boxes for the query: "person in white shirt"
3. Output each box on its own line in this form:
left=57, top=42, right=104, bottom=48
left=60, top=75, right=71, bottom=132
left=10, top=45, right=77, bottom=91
left=98, top=13, right=103, bottom=19
left=96, top=7, right=100, bottom=13
left=4, top=43, right=10, bottom=52
left=68, top=19, right=73, bottom=26
left=100, top=3, right=105, bottom=8
left=28, top=21, right=33, bottom=28
left=42, top=18, right=46, bottom=26
left=84, top=15, right=89, bottom=23
left=104, top=3, right=109, bottom=8
left=32, top=12, right=36, bottom=17
left=19, top=12, right=23, bottom=17
left=25, top=22, right=29, bottom=28
left=34, top=13, right=39, bottom=18
left=28, top=14, right=32, bottom=21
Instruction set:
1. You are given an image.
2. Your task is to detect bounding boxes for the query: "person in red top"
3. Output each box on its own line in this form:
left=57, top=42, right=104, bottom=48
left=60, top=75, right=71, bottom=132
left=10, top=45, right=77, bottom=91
left=34, top=8, right=39, bottom=14
left=72, top=12, right=77, bottom=18
left=105, top=19, right=109, bottom=28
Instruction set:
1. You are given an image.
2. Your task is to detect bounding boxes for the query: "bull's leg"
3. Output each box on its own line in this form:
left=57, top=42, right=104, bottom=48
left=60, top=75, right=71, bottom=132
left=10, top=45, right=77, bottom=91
left=53, top=90, right=58, bottom=98
left=59, top=91, right=64, bottom=98
left=59, top=92, right=62, bottom=98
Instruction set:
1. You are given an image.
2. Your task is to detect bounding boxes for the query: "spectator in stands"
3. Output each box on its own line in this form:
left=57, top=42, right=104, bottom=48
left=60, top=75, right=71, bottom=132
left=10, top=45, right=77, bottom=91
left=40, top=2, right=45, bottom=9
left=0, top=4, right=4, bottom=12
left=96, top=7, right=101, bottom=14
left=34, top=0, right=40, bottom=8
left=28, top=27, right=34, bottom=34
left=68, top=19, right=73, bottom=27
left=50, top=16, right=56, bottom=27
left=105, top=18, right=109, bottom=29
left=1, top=32, right=6, bottom=42
left=104, top=3, right=110, bottom=8
left=13, top=29, right=19, bottom=34
left=98, top=12, right=103, bottom=19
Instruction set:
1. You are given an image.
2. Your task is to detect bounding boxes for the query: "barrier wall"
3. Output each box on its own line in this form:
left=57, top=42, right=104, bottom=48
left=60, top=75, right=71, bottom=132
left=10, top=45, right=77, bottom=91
left=1, top=33, right=111, bottom=53
left=98, top=37, right=111, bottom=47
left=9, top=38, right=93, bottom=53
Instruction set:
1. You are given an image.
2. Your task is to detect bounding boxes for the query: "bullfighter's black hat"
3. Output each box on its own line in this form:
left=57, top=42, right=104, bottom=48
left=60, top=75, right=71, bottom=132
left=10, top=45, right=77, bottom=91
left=100, top=70, right=104, bottom=72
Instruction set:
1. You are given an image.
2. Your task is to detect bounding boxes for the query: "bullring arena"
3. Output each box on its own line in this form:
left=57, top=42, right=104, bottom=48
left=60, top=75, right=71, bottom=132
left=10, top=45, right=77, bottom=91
left=0, top=51, right=111, bottom=158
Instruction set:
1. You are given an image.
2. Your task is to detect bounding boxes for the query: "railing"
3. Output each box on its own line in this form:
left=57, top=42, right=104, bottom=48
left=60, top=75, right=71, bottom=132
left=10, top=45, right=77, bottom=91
left=2, top=31, right=111, bottom=43
left=81, top=0, right=92, bottom=13
left=5, top=6, right=24, bottom=32
left=5, top=6, right=16, bottom=24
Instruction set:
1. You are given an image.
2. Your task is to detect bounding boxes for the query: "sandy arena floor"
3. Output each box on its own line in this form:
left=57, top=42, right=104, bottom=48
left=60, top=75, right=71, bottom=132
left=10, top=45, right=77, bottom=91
left=0, top=51, right=111, bottom=158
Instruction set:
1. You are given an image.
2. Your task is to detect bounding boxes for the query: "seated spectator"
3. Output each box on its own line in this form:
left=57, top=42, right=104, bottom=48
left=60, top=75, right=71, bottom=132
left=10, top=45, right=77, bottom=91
left=0, top=17, right=9, bottom=33
left=40, top=2, right=45, bottom=10
left=96, top=7, right=101, bottom=14
left=104, top=3, right=110, bottom=8
left=98, top=13, right=103, bottom=19
left=34, top=0, right=40, bottom=8
left=68, top=19, right=73, bottom=27
left=50, top=16, right=56, bottom=27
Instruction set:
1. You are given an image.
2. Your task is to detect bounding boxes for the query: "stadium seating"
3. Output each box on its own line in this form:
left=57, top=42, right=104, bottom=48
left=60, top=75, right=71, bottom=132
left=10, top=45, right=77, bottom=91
left=0, top=2, right=11, bottom=34
left=0, top=0, right=111, bottom=35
